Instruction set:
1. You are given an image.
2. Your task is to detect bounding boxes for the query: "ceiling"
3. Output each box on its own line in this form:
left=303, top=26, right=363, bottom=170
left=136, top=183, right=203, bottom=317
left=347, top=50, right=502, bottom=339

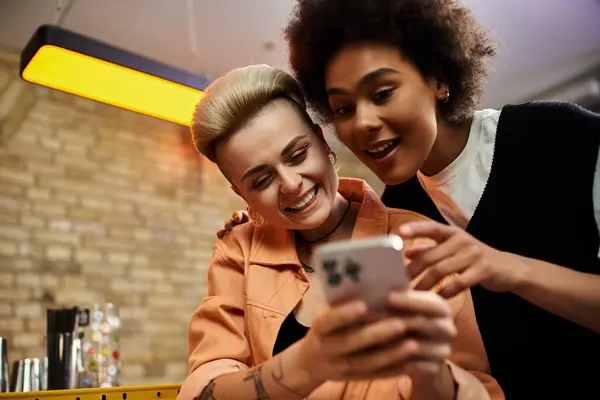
left=1, top=0, right=600, bottom=108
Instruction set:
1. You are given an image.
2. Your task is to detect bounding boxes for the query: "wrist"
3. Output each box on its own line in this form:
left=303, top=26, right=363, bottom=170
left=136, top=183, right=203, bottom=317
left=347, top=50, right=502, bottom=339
left=292, top=339, right=327, bottom=389
left=410, top=362, right=455, bottom=400
left=509, top=252, right=534, bottom=295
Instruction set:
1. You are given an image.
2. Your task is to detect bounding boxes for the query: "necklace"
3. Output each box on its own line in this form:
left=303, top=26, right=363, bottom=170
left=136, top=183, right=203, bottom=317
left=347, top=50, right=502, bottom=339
left=299, top=260, right=315, bottom=273
left=301, top=199, right=352, bottom=244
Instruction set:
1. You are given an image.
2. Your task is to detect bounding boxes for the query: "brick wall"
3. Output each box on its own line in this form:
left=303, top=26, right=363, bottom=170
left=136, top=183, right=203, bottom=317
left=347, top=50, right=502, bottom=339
left=0, top=46, right=382, bottom=386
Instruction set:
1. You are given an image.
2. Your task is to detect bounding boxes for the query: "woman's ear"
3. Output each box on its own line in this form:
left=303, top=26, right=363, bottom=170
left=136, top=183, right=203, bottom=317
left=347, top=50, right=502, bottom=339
left=435, top=81, right=450, bottom=102
left=430, top=71, right=449, bottom=101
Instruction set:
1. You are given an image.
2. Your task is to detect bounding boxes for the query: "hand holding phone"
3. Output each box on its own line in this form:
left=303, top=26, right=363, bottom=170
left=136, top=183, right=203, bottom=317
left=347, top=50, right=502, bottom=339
left=311, top=235, right=410, bottom=313
left=302, top=235, right=455, bottom=385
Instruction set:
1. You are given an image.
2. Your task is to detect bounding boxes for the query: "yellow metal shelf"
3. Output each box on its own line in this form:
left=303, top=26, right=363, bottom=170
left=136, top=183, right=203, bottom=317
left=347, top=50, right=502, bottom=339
left=0, top=385, right=181, bottom=400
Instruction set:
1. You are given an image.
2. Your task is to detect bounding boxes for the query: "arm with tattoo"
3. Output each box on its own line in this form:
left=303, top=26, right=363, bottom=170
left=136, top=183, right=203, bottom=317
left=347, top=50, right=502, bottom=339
left=199, top=380, right=218, bottom=400
left=196, top=342, right=322, bottom=400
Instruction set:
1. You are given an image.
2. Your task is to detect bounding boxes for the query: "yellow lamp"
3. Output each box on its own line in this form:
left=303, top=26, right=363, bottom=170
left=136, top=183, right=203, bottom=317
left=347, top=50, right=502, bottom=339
left=20, top=25, right=209, bottom=126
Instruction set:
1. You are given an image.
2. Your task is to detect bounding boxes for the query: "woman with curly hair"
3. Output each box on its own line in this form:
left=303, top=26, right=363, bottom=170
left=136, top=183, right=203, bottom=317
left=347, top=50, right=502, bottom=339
left=220, top=0, right=599, bottom=398
left=281, top=0, right=600, bottom=398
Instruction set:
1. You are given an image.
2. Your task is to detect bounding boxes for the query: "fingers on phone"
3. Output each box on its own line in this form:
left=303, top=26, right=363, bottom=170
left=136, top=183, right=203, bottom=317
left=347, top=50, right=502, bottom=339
left=314, top=301, right=367, bottom=335
left=388, top=290, right=452, bottom=318
left=326, top=318, right=406, bottom=356
left=401, top=316, right=457, bottom=341
left=342, top=338, right=451, bottom=378
left=343, top=338, right=420, bottom=374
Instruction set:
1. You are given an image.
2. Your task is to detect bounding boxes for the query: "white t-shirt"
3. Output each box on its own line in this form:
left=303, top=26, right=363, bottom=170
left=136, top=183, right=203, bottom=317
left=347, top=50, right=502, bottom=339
left=417, top=109, right=600, bottom=256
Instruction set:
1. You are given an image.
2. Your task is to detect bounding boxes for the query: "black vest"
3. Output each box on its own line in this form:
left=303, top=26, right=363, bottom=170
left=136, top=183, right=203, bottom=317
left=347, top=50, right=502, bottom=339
left=382, top=101, right=600, bottom=399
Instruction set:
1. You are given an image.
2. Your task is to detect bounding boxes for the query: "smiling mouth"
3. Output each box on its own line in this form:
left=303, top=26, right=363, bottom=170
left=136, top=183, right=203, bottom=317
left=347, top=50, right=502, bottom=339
left=285, top=186, right=319, bottom=213
left=364, top=138, right=401, bottom=159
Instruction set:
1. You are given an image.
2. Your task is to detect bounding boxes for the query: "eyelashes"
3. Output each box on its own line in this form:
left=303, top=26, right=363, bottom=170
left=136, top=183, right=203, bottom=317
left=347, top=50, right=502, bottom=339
left=251, top=143, right=312, bottom=190
left=332, top=87, right=396, bottom=119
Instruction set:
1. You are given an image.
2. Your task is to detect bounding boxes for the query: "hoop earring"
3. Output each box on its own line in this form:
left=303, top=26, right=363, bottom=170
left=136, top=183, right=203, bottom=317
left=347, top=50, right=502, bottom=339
left=328, top=151, right=337, bottom=164
left=247, top=207, right=265, bottom=227
left=441, top=91, right=450, bottom=104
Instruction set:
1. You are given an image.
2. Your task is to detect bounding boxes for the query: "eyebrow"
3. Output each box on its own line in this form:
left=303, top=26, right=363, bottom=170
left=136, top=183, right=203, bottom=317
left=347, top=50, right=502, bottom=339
left=240, top=135, right=307, bottom=182
left=280, top=135, right=306, bottom=157
left=326, top=67, right=400, bottom=97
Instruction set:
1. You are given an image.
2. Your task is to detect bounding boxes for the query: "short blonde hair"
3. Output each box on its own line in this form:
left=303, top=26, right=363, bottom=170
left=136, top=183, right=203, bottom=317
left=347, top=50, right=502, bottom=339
left=190, top=64, right=309, bottom=163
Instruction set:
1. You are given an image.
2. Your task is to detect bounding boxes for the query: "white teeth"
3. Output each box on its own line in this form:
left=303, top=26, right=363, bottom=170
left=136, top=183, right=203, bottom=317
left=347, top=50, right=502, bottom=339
left=367, top=142, right=394, bottom=154
left=288, top=187, right=317, bottom=211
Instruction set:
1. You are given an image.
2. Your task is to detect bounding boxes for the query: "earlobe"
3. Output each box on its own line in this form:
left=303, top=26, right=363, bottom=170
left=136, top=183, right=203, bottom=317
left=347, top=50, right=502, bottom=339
left=435, top=80, right=450, bottom=101
left=437, top=84, right=450, bottom=103
left=440, top=89, right=450, bottom=103
left=429, top=71, right=448, bottom=97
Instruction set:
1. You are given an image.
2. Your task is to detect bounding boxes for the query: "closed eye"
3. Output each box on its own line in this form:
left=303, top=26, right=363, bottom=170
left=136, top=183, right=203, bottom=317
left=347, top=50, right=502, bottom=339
left=372, top=88, right=394, bottom=103
left=252, top=175, right=273, bottom=190
left=289, top=148, right=308, bottom=164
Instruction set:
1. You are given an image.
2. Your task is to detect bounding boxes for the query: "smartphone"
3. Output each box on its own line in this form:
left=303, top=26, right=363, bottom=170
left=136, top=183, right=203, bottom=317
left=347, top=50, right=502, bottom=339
left=311, top=234, right=410, bottom=313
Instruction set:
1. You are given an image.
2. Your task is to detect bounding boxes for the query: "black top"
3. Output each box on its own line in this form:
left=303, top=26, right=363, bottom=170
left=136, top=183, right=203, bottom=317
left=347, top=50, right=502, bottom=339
left=273, top=260, right=313, bottom=356
left=382, top=101, right=600, bottom=398
left=273, top=312, right=309, bottom=357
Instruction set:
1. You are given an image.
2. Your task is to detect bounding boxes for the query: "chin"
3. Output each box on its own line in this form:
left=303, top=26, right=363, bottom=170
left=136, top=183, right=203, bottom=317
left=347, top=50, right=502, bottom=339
left=376, top=165, right=417, bottom=186
left=290, top=210, right=329, bottom=231
left=376, top=170, right=405, bottom=186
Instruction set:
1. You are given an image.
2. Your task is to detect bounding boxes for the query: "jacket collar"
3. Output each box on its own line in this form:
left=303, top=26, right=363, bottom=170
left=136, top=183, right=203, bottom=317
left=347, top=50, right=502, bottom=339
left=249, top=178, right=389, bottom=267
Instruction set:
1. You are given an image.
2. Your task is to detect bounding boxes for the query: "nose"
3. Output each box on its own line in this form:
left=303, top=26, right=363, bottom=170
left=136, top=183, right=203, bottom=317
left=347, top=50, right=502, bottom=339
left=354, top=102, right=382, bottom=134
left=279, top=169, right=302, bottom=195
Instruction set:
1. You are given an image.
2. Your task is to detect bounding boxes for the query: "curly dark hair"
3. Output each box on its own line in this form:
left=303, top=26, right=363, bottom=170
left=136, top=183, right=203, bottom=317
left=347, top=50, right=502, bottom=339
left=285, top=0, right=498, bottom=124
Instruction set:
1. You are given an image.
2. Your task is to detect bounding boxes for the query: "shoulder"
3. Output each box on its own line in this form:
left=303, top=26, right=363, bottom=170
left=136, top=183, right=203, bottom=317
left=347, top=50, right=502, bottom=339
left=473, top=108, right=501, bottom=122
left=213, top=222, right=258, bottom=267
left=385, top=208, right=430, bottom=235
left=500, top=100, right=600, bottom=128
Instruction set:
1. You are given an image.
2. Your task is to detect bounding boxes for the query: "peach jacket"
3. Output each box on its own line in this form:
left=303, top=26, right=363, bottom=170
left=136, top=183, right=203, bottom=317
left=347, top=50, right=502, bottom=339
left=179, top=178, right=504, bottom=400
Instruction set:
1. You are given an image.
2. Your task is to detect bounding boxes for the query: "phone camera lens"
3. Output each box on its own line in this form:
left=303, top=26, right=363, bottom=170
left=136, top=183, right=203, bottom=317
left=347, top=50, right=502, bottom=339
left=328, top=273, right=342, bottom=287
left=323, top=260, right=337, bottom=272
left=345, top=260, right=361, bottom=283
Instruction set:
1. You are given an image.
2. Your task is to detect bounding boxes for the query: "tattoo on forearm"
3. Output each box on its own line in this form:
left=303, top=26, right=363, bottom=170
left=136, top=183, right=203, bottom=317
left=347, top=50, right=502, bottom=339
left=199, top=380, right=218, bottom=400
left=243, top=365, right=271, bottom=400
left=271, top=358, right=304, bottom=397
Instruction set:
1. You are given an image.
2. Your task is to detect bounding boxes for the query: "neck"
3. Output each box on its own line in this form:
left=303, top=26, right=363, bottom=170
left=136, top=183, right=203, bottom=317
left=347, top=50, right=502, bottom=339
left=420, top=116, right=472, bottom=177
left=297, top=192, right=349, bottom=243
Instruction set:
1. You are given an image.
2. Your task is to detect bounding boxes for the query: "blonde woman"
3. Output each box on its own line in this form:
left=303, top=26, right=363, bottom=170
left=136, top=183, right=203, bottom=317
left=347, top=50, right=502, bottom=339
left=177, top=65, right=503, bottom=400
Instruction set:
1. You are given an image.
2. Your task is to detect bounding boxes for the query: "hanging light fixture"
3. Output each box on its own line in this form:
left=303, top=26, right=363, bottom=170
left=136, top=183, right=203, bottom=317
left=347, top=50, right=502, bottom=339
left=20, top=24, right=211, bottom=126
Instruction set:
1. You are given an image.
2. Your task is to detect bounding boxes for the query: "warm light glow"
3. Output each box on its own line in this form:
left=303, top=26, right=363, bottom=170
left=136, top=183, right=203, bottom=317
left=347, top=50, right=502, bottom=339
left=22, top=45, right=204, bottom=126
